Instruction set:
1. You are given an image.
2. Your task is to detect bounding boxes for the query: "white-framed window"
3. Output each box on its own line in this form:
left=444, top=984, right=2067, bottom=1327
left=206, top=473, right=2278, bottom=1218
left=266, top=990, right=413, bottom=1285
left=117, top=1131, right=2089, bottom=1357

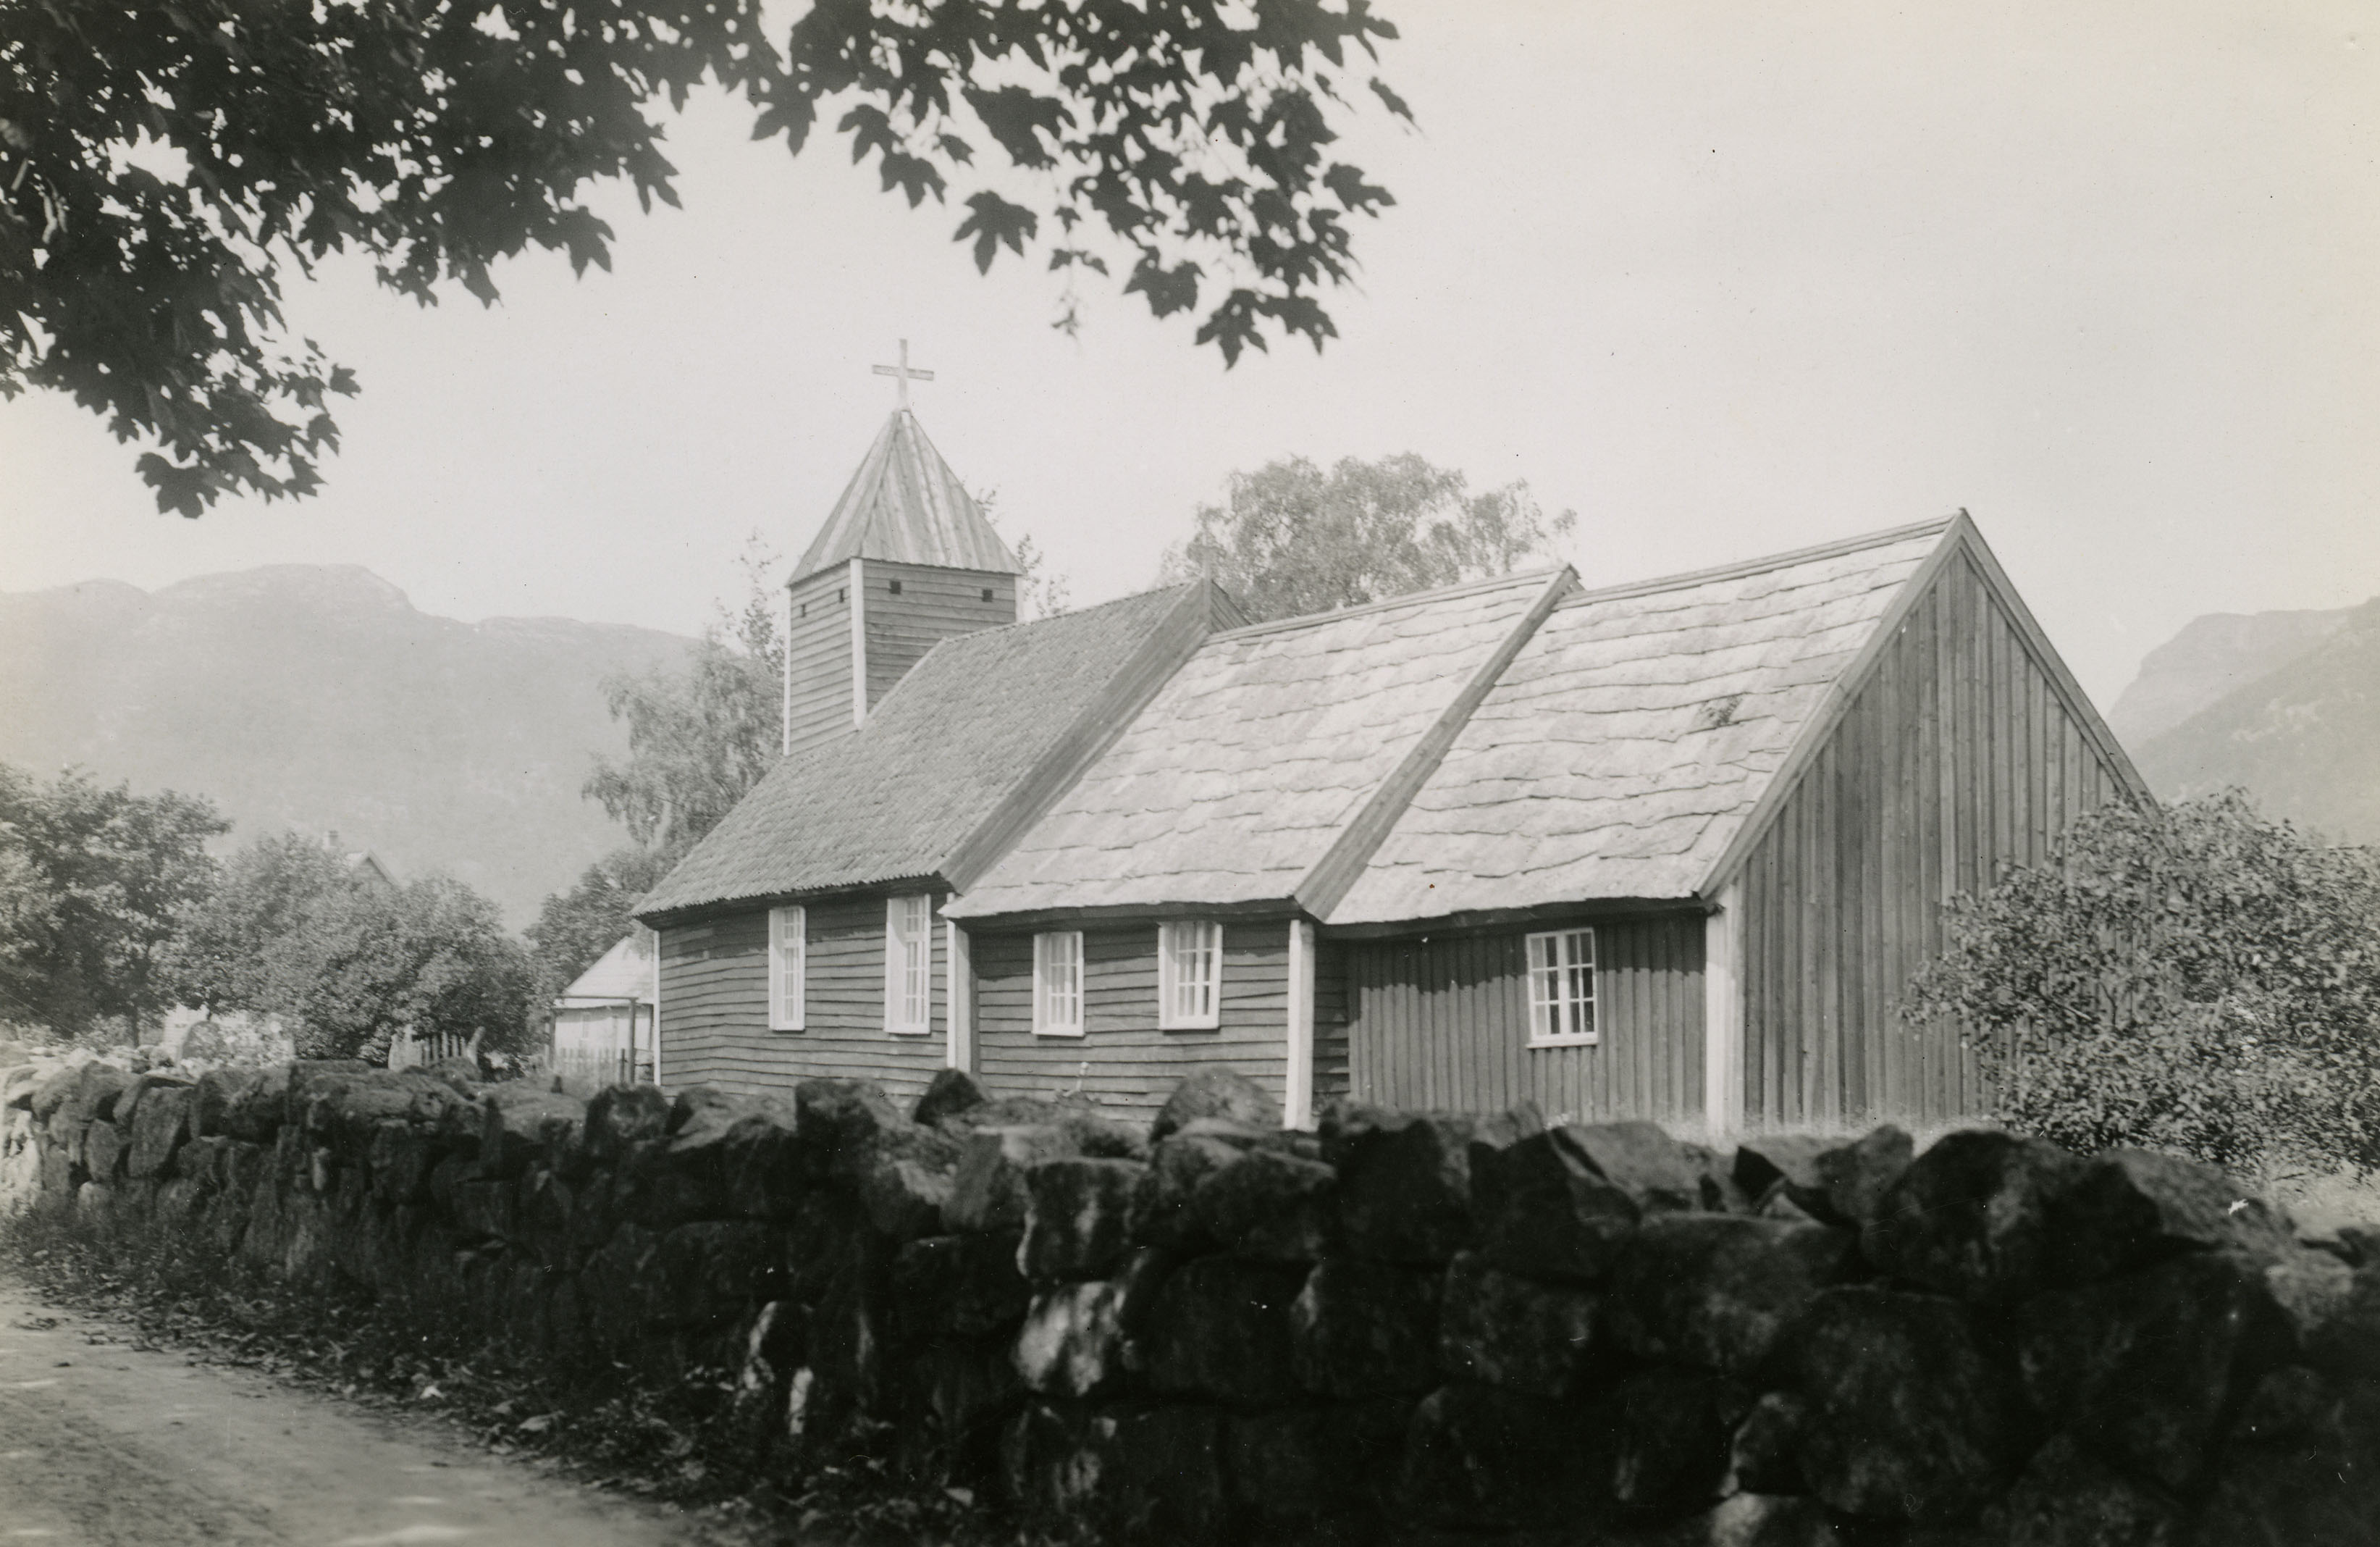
left=885, top=894, right=933, bottom=1034
left=1526, top=928, right=1597, bottom=1047
left=1033, top=931, right=1085, bottom=1037
left=768, top=905, right=806, bottom=1031
left=1159, top=919, right=1223, bottom=1030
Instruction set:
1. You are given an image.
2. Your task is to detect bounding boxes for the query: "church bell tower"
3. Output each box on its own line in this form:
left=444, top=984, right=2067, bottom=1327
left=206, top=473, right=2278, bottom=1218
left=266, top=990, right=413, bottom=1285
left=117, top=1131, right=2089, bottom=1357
left=781, top=344, right=1022, bottom=759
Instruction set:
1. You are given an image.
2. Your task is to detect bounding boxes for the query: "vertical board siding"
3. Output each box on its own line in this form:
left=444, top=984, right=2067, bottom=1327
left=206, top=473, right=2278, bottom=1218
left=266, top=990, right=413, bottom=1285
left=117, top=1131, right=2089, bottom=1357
left=862, top=561, right=1017, bottom=713
left=657, top=891, right=950, bottom=1105
left=1736, top=554, right=2134, bottom=1131
left=785, top=569, right=857, bottom=759
left=1345, top=916, right=1704, bottom=1123
left=975, top=922, right=1292, bottom=1116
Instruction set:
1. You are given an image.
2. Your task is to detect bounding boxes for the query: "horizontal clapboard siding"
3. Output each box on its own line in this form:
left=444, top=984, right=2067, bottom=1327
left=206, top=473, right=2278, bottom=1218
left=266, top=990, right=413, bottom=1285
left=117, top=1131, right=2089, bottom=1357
left=973, top=922, right=1294, bottom=1116
left=863, top=561, right=1015, bottom=712
left=658, top=891, right=949, bottom=1104
left=785, top=567, right=856, bottom=760
left=1736, top=551, right=2132, bottom=1130
left=1345, top=916, right=1704, bottom=1123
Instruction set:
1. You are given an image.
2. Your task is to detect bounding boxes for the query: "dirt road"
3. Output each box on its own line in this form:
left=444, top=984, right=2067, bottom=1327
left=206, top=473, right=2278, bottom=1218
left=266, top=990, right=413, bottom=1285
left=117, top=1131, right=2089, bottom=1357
left=0, top=1277, right=694, bottom=1547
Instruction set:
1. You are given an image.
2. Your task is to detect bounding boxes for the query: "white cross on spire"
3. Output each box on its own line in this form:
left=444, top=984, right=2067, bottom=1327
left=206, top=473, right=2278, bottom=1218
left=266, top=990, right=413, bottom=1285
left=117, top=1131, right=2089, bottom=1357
left=870, top=338, right=935, bottom=411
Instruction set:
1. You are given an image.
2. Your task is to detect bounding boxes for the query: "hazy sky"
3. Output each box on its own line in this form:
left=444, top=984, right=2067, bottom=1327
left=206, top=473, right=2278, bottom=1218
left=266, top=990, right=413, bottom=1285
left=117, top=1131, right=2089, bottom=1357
left=4, top=1, right=2373, bottom=706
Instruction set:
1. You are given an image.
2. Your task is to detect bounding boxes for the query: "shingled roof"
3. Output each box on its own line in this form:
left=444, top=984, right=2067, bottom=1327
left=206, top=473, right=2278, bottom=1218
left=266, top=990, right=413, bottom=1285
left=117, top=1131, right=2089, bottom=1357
left=1324, top=519, right=1956, bottom=926
left=635, top=584, right=1220, bottom=923
left=943, top=570, right=1574, bottom=921
left=791, top=410, right=1018, bottom=582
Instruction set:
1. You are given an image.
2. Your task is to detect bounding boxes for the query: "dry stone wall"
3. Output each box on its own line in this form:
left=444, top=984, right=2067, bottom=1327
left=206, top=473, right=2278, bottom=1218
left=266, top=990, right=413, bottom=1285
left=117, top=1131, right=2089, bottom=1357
left=7, top=1052, right=2380, bottom=1546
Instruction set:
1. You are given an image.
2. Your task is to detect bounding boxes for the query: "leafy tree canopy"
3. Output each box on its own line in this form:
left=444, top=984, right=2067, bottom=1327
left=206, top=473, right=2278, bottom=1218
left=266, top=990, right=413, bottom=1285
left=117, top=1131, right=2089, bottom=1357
left=1, top=0, right=1408, bottom=516
left=585, top=535, right=786, bottom=858
left=1157, top=451, right=1577, bottom=624
left=526, top=844, right=673, bottom=1005
left=0, top=762, right=227, bottom=1039
left=1906, top=790, right=2380, bottom=1177
left=168, top=830, right=534, bottom=1060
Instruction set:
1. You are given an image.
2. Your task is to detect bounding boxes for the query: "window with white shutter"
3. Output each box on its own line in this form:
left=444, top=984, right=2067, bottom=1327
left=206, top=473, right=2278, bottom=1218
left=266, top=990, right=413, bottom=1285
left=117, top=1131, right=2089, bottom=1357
left=1033, top=931, right=1085, bottom=1036
left=1158, top=919, right=1223, bottom=1030
left=885, top=894, right=933, bottom=1034
left=768, top=906, right=805, bottom=1032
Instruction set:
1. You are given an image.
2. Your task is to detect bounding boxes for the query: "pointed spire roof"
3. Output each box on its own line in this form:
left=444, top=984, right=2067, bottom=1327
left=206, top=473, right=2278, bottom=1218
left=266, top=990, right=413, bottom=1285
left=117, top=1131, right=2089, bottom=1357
left=791, top=409, right=1020, bottom=583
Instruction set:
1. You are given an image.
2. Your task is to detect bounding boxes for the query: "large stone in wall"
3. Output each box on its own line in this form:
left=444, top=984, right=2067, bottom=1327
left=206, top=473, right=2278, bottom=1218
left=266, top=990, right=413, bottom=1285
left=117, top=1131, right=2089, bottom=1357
left=1560, top=1120, right=1706, bottom=1215
left=2048, top=1147, right=2297, bottom=1285
left=1190, top=1145, right=1337, bottom=1262
left=657, top=1218, right=784, bottom=1328
left=1608, top=1215, right=1859, bottom=1380
left=48, top=1062, right=129, bottom=1138
left=1326, top=1104, right=1526, bottom=1265
left=1725, top=1391, right=1811, bottom=1497
left=1862, top=1129, right=2086, bottom=1301
left=584, top=1083, right=672, bottom=1167
left=909, top=1068, right=986, bottom=1129
left=1438, top=1251, right=1601, bottom=1399
left=114, top=1071, right=194, bottom=1134
left=583, top=1223, right=665, bottom=1351
left=127, top=1085, right=193, bottom=1178
left=1997, top=1435, right=2185, bottom=1547
left=1291, top=1257, right=1442, bottom=1399
left=1398, top=1380, right=1607, bottom=1530
left=1788, top=1286, right=2020, bottom=1523
left=1662, top=1494, right=1846, bottom=1547
left=1153, top=1066, right=1279, bottom=1140
left=366, top=1119, right=438, bottom=1205
left=947, top=1125, right=1080, bottom=1235
left=1130, top=1130, right=1251, bottom=1251
left=891, top=1232, right=1030, bottom=1341
left=1471, top=1128, right=1641, bottom=1283
left=2194, top=1365, right=2380, bottom=1546
left=2016, top=1249, right=2290, bottom=1491
left=1812, top=1125, right=1914, bottom=1231
left=191, top=1065, right=286, bottom=1144
left=1143, top=1255, right=1307, bottom=1406
left=477, top=1084, right=586, bottom=1179
left=854, top=1123, right=955, bottom=1241
left=1227, top=1400, right=1409, bottom=1530
left=792, top=1078, right=905, bottom=1181
left=1019, top=1157, right=1145, bottom=1282
left=1603, top=1365, right=1729, bottom=1518
left=1012, top=1281, right=1128, bottom=1398
left=83, top=1119, right=125, bottom=1183
left=1003, top=1401, right=1230, bottom=1547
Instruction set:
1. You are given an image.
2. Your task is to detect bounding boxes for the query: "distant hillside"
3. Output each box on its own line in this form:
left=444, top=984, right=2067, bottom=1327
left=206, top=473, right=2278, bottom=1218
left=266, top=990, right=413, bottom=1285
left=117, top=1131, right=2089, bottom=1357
left=2107, top=605, right=2353, bottom=747
left=0, top=566, right=696, bottom=926
left=2124, top=597, right=2380, bottom=847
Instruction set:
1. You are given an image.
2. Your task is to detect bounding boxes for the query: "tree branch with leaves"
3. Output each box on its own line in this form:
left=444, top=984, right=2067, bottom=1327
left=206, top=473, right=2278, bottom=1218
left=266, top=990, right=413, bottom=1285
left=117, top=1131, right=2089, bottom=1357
left=1, top=0, right=1408, bottom=515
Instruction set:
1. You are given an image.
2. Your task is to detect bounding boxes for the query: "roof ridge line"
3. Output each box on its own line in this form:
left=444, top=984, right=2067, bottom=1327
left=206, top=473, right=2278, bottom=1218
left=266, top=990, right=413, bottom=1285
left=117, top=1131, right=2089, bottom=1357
left=1557, top=514, right=1962, bottom=610
left=1295, top=566, right=1580, bottom=922
left=1208, top=564, right=1570, bottom=643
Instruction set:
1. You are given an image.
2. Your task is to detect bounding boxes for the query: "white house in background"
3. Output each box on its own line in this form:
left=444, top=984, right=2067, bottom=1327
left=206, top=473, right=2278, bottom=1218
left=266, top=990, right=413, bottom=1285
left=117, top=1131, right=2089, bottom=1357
left=548, top=931, right=660, bottom=1086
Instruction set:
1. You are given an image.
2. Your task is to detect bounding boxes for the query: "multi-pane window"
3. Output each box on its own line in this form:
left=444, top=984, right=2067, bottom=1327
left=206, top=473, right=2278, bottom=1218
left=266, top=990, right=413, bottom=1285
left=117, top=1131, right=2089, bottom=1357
left=885, top=894, right=933, bottom=1034
left=1159, top=920, right=1223, bottom=1030
left=1525, top=928, right=1597, bottom=1046
left=1033, top=931, right=1085, bottom=1037
left=768, top=906, right=806, bottom=1031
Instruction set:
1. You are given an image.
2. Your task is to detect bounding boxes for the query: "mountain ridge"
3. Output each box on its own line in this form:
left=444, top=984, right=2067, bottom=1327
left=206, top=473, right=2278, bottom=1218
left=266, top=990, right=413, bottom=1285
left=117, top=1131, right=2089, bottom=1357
left=0, top=566, right=698, bottom=926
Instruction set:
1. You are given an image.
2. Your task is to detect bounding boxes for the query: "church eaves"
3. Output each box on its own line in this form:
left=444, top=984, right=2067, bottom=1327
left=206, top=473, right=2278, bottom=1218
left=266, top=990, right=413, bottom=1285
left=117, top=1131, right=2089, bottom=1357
left=791, top=409, right=1019, bottom=582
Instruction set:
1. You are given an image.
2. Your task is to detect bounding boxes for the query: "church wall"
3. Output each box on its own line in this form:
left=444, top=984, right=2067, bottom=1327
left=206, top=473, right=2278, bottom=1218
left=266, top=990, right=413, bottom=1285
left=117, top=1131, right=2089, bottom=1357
left=784, top=567, right=857, bottom=761
left=656, top=889, right=950, bottom=1105
left=970, top=921, right=1303, bottom=1118
left=860, top=561, right=1016, bottom=713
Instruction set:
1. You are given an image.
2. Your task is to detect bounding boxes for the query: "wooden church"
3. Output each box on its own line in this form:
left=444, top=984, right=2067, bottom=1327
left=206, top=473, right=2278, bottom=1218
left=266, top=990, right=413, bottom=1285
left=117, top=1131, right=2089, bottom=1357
left=637, top=393, right=2149, bottom=1134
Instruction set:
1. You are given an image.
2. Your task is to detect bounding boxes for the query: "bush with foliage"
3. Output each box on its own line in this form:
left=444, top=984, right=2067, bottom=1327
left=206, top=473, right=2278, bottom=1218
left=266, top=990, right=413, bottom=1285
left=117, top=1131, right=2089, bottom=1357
left=1907, top=789, right=2380, bottom=1175
left=169, top=832, right=533, bottom=1062
left=0, top=762, right=227, bottom=1041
